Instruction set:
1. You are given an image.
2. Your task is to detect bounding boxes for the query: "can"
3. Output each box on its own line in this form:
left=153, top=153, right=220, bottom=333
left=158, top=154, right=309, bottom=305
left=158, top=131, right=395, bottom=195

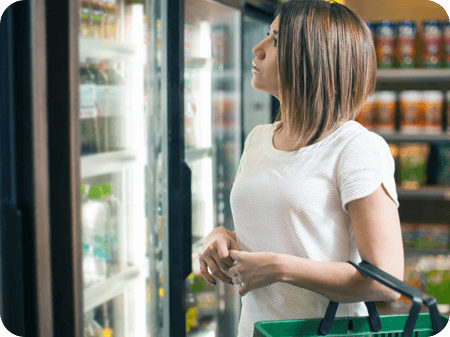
left=376, top=91, right=396, bottom=132
left=422, top=20, right=443, bottom=68
left=443, top=21, right=450, bottom=68
left=356, top=92, right=377, bottom=129
left=422, top=91, right=444, bottom=133
left=399, top=91, right=421, bottom=133
left=396, top=20, right=417, bottom=68
left=376, top=20, right=396, bottom=68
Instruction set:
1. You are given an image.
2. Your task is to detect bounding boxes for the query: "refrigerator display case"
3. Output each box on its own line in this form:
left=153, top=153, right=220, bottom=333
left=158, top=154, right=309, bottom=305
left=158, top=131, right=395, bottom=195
left=184, top=0, right=242, bottom=335
left=0, top=0, right=277, bottom=336
left=79, top=0, right=157, bottom=336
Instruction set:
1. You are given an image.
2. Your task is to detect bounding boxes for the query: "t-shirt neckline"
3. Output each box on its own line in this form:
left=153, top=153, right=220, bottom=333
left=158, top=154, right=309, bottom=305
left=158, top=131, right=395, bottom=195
left=263, top=120, right=358, bottom=161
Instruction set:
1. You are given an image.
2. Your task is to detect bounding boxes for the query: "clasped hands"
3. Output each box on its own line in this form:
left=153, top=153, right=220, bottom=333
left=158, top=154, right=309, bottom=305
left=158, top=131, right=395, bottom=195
left=199, top=227, right=280, bottom=297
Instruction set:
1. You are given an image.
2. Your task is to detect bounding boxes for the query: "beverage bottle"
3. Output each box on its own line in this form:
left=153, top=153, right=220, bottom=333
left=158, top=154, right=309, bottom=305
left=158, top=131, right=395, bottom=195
left=101, top=183, right=121, bottom=275
left=109, top=0, right=118, bottom=41
left=91, top=0, right=104, bottom=38
left=96, top=61, right=111, bottom=153
left=83, top=186, right=110, bottom=286
left=87, top=59, right=108, bottom=152
left=80, top=59, right=98, bottom=155
left=104, top=62, right=125, bottom=151
left=80, top=0, right=93, bottom=37
left=101, top=0, right=110, bottom=39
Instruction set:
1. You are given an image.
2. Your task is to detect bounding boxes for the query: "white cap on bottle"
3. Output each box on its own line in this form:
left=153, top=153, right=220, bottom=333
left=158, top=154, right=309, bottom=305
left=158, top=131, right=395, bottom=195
left=423, top=90, right=444, bottom=103
left=399, top=91, right=421, bottom=102
left=377, top=91, right=397, bottom=102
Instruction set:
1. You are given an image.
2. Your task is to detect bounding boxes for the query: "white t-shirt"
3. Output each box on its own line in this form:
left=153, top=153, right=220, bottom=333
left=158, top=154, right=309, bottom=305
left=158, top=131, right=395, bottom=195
left=230, top=120, right=399, bottom=337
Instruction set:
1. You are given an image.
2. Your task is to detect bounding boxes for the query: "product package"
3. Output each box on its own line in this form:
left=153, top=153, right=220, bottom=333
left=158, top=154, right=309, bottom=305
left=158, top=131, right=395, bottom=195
left=396, top=20, right=417, bottom=68
left=399, top=143, right=431, bottom=189
left=356, top=93, right=377, bottom=129
left=376, top=91, right=397, bottom=132
left=422, top=20, right=443, bottom=68
left=422, top=91, right=444, bottom=133
left=376, top=20, right=396, bottom=68
left=399, top=91, right=421, bottom=133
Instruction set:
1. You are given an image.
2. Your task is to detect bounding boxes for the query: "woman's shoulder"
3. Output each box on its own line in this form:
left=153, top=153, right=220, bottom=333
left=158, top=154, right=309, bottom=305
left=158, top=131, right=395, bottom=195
left=340, top=122, right=389, bottom=152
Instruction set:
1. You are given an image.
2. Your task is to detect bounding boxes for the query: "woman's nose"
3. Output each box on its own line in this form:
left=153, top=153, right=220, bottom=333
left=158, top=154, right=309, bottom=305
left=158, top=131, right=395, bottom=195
left=252, top=43, right=265, bottom=59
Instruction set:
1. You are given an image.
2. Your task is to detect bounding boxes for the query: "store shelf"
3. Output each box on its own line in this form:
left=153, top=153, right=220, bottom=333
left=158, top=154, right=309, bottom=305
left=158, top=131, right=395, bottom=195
left=375, top=131, right=450, bottom=143
left=81, top=150, right=140, bottom=178
left=185, top=147, right=216, bottom=163
left=377, top=69, right=450, bottom=82
left=397, top=186, right=450, bottom=200
left=404, top=248, right=450, bottom=256
left=80, top=36, right=136, bottom=60
left=84, top=258, right=149, bottom=313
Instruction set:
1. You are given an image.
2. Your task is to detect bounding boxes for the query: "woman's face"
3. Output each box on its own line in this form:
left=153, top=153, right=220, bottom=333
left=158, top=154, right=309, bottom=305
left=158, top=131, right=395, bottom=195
left=251, top=15, right=280, bottom=99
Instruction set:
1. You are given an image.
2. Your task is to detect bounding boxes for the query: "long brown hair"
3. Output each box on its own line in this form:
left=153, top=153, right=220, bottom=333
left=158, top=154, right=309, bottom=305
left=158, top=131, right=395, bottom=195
left=273, top=0, right=377, bottom=150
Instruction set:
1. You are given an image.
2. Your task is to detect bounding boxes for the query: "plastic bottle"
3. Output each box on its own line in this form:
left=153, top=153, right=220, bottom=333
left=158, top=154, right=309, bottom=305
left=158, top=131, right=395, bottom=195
left=80, top=59, right=99, bottom=155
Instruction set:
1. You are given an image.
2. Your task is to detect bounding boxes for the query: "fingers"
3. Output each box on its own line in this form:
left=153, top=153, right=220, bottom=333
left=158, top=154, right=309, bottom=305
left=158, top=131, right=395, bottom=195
left=199, top=259, right=216, bottom=285
left=200, top=254, right=232, bottom=284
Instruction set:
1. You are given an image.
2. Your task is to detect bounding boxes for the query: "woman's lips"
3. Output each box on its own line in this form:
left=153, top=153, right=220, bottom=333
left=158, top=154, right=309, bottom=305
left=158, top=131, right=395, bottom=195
left=252, top=61, right=260, bottom=73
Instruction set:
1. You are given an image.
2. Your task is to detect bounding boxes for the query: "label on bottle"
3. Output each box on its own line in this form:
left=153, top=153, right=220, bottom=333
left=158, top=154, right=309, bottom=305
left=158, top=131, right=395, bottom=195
left=80, top=84, right=99, bottom=119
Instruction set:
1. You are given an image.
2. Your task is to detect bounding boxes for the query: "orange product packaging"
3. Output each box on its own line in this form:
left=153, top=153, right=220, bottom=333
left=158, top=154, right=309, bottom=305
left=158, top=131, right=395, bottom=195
left=375, top=91, right=396, bottom=132
left=399, top=91, right=421, bottom=133
left=356, top=92, right=377, bottom=129
left=422, top=91, right=444, bottom=133
left=446, top=91, right=450, bottom=133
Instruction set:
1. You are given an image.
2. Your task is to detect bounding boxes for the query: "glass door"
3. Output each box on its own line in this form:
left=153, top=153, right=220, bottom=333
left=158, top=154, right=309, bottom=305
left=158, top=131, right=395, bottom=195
left=78, top=0, right=169, bottom=336
left=184, top=0, right=241, bottom=335
left=242, top=15, right=274, bottom=138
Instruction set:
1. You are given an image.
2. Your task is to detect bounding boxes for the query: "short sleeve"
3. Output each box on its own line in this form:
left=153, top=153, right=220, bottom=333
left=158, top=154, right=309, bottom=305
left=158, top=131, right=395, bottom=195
left=338, top=131, right=399, bottom=213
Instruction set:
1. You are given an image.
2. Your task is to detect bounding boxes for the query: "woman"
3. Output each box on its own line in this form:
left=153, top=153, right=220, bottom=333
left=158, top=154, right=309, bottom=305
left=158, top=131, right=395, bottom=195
left=199, top=0, right=404, bottom=336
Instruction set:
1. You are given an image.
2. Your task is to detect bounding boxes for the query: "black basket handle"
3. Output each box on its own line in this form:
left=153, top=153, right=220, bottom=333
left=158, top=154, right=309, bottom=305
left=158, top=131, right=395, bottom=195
left=318, top=260, right=444, bottom=337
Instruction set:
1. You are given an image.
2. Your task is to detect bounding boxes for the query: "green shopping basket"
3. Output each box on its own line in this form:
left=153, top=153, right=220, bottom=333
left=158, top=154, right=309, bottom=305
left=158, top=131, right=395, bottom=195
left=253, top=261, right=449, bottom=337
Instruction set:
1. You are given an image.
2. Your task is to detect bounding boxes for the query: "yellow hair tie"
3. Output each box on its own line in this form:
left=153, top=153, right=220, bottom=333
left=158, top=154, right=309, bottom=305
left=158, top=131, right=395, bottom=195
left=329, top=0, right=337, bottom=3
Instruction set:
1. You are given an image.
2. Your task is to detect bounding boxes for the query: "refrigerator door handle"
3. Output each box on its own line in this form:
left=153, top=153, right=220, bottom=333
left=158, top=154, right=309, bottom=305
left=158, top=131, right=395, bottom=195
left=181, top=161, right=193, bottom=279
left=1, top=199, right=26, bottom=335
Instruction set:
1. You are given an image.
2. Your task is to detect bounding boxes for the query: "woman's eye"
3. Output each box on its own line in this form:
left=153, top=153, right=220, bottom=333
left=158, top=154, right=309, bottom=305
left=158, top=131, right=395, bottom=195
left=274, top=38, right=278, bottom=47
left=267, top=32, right=270, bottom=36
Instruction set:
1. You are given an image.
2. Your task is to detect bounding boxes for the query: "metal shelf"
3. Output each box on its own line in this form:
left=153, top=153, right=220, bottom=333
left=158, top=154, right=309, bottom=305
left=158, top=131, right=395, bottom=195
left=377, top=68, right=450, bottom=82
left=84, top=258, right=149, bottom=313
left=79, top=36, right=136, bottom=60
left=404, top=248, right=450, bottom=256
left=375, top=131, right=450, bottom=144
left=397, top=186, right=450, bottom=201
left=185, top=146, right=216, bottom=163
left=81, top=150, right=141, bottom=178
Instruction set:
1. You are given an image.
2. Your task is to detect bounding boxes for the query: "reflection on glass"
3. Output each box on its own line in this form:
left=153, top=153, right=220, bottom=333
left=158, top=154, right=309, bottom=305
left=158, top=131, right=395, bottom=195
left=243, top=16, right=273, bottom=138
left=185, top=0, right=241, bottom=335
